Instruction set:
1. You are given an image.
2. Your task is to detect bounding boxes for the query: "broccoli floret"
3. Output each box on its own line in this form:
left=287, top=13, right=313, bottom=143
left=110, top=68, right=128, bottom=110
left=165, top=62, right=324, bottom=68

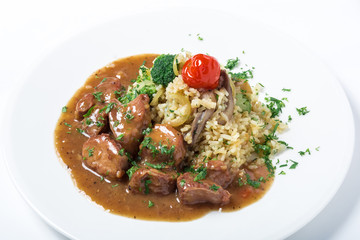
left=119, top=64, right=157, bottom=104
left=150, top=54, right=176, bottom=87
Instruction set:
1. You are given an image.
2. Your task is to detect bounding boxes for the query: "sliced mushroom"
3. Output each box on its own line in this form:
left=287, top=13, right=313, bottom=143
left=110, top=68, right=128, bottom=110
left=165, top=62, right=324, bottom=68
left=218, top=70, right=235, bottom=125
left=190, top=91, right=216, bottom=147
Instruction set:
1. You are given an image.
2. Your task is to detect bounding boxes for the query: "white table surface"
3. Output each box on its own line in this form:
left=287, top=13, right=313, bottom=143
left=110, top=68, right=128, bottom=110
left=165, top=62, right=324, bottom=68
left=1, top=0, right=359, bottom=239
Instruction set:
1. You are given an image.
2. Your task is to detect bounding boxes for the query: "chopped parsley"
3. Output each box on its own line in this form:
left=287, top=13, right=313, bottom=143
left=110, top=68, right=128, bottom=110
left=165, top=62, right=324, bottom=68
left=101, top=77, right=107, bottom=83
left=282, top=88, right=291, bottom=92
left=289, top=160, right=298, bottom=169
left=64, top=122, right=72, bottom=128
left=112, top=120, right=120, bottom=128
left=95, top=121, right=104, bottom=127
left=92, top=92, right=103, bottom=102
left=209, top=184, right=220, bottom=191
left=246, top=174, right=261, bottom=188
left=193, top=166, right=207, bottom=182
left=288, top=115, right=292, bottom=122
left=299, top=148, right=311, bottom=156
left=76, top=128, right=84, bottom=134
left=264, top=123, right=279, bottom=142
left=83, top=106, right=95, bottom=117
left=225, top=57, right=240, bottom=70
left=296, top=106, right=310, bottom=116
left=142, top=127, right=152, bottom=135
left=180, top=179, right=186, bottom=187
left=126, top=165, right=139, bottom=179
left=140, top=137, right=159, bottom=157
left=116, top=134, right=124, bottom=141
left=265, top=97, right=286, bottom=118
left=125, top=110, right=134, bottom=121
left=278, top=171, right=286, bottom=175
left=85, top=118, right=92, bottom=126
left=112, top=184, right=119, bottom=188
left=277, top=140, right=294, bottom=149
left=196, top=33, right=203, bottom=41
left=144, top=162, right=166, bottom=170
left=62, top=106, right=68, bottom=113
left=148, top=200, right=154, bottom=208
left=158, top=143, right=175, bottom=159
left=315, top=146, right=320, bottom=151
left=144, top=179, right=152, bottom=194
left=118, top=148, right=125, bottom=156
left=229, top=70, right=253, bottom=81
left=125, top=152, right=132, bottom=162
left=100, top=102, right=116, bottom=114
left=87, top=147, right=94, bottom=157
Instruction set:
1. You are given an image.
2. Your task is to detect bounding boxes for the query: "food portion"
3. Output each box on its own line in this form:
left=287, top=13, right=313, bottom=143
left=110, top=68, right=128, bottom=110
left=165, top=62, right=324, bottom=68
left=55, top=52, right=288, bottom=221
left=82, top=134, right=128, bottom=179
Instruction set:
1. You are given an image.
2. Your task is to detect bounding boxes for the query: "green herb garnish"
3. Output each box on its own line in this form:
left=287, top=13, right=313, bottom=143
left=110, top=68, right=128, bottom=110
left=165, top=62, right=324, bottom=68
left=209, top=184, right=220, bottom=191
left=144, top=179, right=152, bottom=194
left=225, top=57, right=239, bottom=70
left=299, top=148, right=311, bottom=156
left=180, top=179, right=186, bottom=187
left=87, top=147, right=94, bottom=157
left=265, top=97, right=285, bottom=118
left=148, top=200, right=154, bottom=208
left=92, top=92, right=103, bottom=102
left=83, top=106, right=95, bottom=118
left=144, top=162, right=167, bottom=169
left=246, top=174, right=261, bottom=188
left=296, top=107, right=310, bottom=116
left=116, top=134, right=124, bottom=141
left=289, top=160, right=298, bottom=169
left=194, top=166, right=207, bottom=182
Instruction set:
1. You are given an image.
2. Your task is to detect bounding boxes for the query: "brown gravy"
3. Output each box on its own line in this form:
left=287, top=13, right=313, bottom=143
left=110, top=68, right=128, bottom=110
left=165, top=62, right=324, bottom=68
left=54, top=54, right=273, bottom=221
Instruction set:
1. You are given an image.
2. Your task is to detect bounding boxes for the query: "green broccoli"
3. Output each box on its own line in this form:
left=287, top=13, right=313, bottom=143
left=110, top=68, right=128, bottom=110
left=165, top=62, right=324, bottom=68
left=119, top=64, right=157, bottom=104
left=150, top=54, right=176, bottom=87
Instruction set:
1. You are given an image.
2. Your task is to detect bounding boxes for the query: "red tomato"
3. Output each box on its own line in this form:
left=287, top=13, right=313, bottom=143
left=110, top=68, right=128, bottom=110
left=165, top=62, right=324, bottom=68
left=181, top=54, right=220, bottom=89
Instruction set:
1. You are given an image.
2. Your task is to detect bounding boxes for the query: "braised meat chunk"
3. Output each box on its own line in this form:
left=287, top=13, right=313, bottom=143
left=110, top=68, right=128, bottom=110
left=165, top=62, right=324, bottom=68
left=74, top=77, right=123, bottom=120
left=80, top=105, right=108, bottom=137
left=82, top=134, right=128, bottom=179
left=75, top=93, right=95, bottom=120
left=128, top=167, right=177, bottom=195
left=197, top=160, right=234, bottom=188
left=95, top=77, right=123, bottom=103
left=177, top=172, right=231, bottom=205
left=109, top=94, right=151, bottom=156
left=140, top=124, right=186, bottom=169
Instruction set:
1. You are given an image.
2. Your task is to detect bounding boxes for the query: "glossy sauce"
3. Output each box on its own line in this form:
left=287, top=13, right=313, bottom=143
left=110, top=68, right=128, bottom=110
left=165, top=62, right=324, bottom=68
left=54, top=54, right=273, bottom=221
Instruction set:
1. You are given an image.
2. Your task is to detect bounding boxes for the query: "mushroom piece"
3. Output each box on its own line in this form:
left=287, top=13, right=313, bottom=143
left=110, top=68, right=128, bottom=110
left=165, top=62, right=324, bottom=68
left=218, top=70, right=235, bottom=125
left=190, top=91, right=216, bottom=147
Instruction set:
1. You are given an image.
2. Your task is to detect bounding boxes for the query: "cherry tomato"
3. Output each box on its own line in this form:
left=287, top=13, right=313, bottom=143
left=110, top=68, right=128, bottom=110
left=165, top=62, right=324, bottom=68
left=181, top=54, right=220, bottom=89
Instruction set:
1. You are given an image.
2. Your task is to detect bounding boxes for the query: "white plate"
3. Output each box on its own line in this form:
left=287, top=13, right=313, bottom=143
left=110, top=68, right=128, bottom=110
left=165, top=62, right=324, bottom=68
left=3, top=7, right=354, bottom=240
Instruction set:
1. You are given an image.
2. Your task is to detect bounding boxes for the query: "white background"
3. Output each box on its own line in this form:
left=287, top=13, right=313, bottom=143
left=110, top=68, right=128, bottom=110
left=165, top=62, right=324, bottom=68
left=0, top=0, right=359, bottom=239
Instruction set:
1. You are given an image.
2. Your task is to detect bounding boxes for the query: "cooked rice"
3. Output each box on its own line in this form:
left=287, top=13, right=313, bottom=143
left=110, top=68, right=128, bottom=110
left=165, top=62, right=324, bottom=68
left=150, top=55, right=287, bottom=172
